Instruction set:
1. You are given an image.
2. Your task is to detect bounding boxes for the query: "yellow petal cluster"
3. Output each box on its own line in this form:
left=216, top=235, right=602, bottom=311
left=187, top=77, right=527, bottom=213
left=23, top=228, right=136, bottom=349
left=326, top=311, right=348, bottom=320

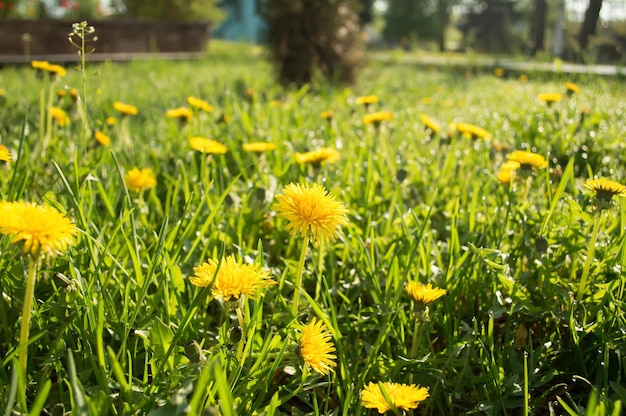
left=0, top=144, right=12, bottom=162
left=165, top=107, right=193, bottom=122
left=538, top=93, right=562, bottom=104
left=584, top=178, right=626, bottom=202
left=454, top=122, right=490, bottom=140
left=507, top=150, right=548, bottom=169
left=242, top=142, right=277, bottom=153
left=94, top=131, right=111, bottom=147
left=189, top=137, right=227, bottom=154
left=187, top=96, right=214, bottom=112
left=0, top=201, right=77, bottom=257
left=274, top=183, right=349, bottom=244
left=363, top=111, right=393, bottom=125
left=124, top=168, right=157, bottom=192
left=356, top=95, right=379, bottom=105
left=113, top=101, right=138, bottom=116
left=298, top=318, right=337, bottom=375
left=405, top=282, right=447, bottom=306
left=361, top=382, right=430, bottom=414
left=420, top=114, right=441, bottom=134
left=295, top=148, right=339, bottom=165
left=50, top=106, right=70, bottom=127
left=189, top=254, right=275, bottom=301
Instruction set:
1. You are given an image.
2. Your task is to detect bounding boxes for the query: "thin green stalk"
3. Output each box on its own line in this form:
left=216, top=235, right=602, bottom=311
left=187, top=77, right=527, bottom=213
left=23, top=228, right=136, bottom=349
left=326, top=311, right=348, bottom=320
left=235, top=305, right=246, bottom=361
left=291, top=236, right=310, bottom=316
left=576, top=213, right=603, bottom=301
left=18, top=256, right=39, bottom=378
left=408, top=309, right=422, bottom=384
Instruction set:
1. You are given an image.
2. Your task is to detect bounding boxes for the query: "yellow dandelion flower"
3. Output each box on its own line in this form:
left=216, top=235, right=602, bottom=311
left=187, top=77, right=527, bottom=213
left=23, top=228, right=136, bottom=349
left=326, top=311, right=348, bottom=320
left=243, top=142, right=277, bottom=153
left=69, top=88, right=79, bottom=101
left=565, top=82, right=580, bottom=95
left=49, top=106, right=70, bottom=127
left=106, top=116, right=117, bottom=126
left=0, top=201, right=77, bottom=257
left=361, top=382, right=430, bottom=414
left=124, top=168, right=157, bottom=192
left=497, top=160, right=521, bottom=184
left=45, top=64, right=66, bottom=77
left=584, top=178, right=626, bottom=202
left=165, top=107, right=193, bottom=122
left=363, top=111, right=393, bottom=126
left=298, top=317, right=337, bottom=375
left=274, top=182, right=349, bottom=244
left=187, top=96, right=214, bottom=112
left=507, top=150, right=548, bottom=169
left=420, top=114, right=441, bottom=134
left=0, top=144, right=12, bottom=162
left=113, top=101, right=138, bottom=116
left=31, top=60, right=50, bottom=71
left=189, top=254, right=275, bottom=301
left=321, top=110, right=334, bottom=120
left=455, top=122, right=490, bottom=140
left=245, top=88, right=255, bottom=99
left=538, top=93, right=562, bottom=105
left=519, top=74, right=529, bottom=82
left=0, top=88, right=4, bottom=97
left=56, top=89, right=66, bottom=99
left=189, top=137, right=228, bottom=154
left=356, top=95, right=379, bottom=105
left=269, top=100, right=281, bottom=108
left=295, top=148, right=340, bottom=165
left=94, top=131, right=111, bottom=147
left=406, top=282, right=447, bottom=306
left=494, top=67, right=505, bottom=77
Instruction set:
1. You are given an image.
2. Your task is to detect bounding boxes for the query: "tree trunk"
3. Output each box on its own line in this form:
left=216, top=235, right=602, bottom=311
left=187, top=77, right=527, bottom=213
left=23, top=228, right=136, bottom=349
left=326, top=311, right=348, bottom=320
left=578, top=0, right=603, bottom=51
left=437, top=0, right=450, bottom=52
left=529, top=0, right=546, bottom=56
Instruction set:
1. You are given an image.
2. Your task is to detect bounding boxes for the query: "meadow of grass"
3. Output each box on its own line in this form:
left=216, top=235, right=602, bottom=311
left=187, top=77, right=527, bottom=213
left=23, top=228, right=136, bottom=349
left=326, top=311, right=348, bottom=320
left=1, top=39, right=626, bottom=415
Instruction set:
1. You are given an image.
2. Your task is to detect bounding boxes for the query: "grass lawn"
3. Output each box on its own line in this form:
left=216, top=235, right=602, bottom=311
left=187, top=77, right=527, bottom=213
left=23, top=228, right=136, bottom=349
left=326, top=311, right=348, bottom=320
left=0, top=39, right=626, bottom=415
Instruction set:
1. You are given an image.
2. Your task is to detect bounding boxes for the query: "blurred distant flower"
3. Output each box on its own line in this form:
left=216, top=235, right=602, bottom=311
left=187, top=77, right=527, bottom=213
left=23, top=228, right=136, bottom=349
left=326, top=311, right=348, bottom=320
left=507, top=150, right=548, bottom=169
left=420, top=114, right=441, bottom=134
left=269, top=100, right=281, bottom=108
left=31, top=60, right=50, bottom=71
left=298, top=317, right=337, bottom=376
left=106, top=116, right=117, bottom=126
left=494, top=67, right=505, bottom=77
left=361, top=382, right=430, bottom=414
left=189, top=254, right=275, bottom=301
left=321, top=109, right=334, bottom=120
left=497, top=160, right=521, bottom=184
left=274, top=182, right=348, bottom=245
left=356, top=95, right=378, bottom=106
left=538, top=93, right=562, bottom=106
left=113, top=101, right=138, bottom=116
left=56, top=89, right=66, bottom=99
left=295, top=148, right=339, bottom=166
left=94, top=131, right=111, bottom=147
left=189, top=137, right=227, bottom=154
left=187, top=96, right=214, bottom=113
left=454, top=122, right=490, bottom=140
left=243, top=142, right=276, bottom=153
left=49, top=106, right=70, bottom=127
left=363, top=111, right=392, bottom=126
left=0, top=144, right=12, bottom=162
left=565, top=82, right=580, bottom=95
left=69, top=88, right=79, bottom=101
left=519, top=74, right=528, bottom=82
left=166, top=107, right=193, bottom=123
left=124, top=167, right=157, bottom=192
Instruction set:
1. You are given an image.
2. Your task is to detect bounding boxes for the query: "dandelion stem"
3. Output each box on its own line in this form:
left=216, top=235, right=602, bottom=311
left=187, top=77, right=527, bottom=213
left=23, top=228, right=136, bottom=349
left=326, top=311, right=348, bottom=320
left=576, top=213, right=603, bottom=301
left=409, top=309, right=422, bottom=384
left=292, top=236, right=310, bottom=316
left=235, top=305, right=246, bottom=362
left=18, top=256, right=39, bottom=378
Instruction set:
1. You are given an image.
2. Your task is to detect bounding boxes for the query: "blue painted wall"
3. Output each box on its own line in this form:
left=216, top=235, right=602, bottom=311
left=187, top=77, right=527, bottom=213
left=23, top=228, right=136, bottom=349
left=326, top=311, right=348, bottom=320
left=213, top=0, right=265, bottom=43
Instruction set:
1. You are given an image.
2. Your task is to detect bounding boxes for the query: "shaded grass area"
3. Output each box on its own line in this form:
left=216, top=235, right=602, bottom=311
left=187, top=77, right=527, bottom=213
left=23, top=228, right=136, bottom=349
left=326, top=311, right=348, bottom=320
left=0, top=44, right=625, bottom=415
